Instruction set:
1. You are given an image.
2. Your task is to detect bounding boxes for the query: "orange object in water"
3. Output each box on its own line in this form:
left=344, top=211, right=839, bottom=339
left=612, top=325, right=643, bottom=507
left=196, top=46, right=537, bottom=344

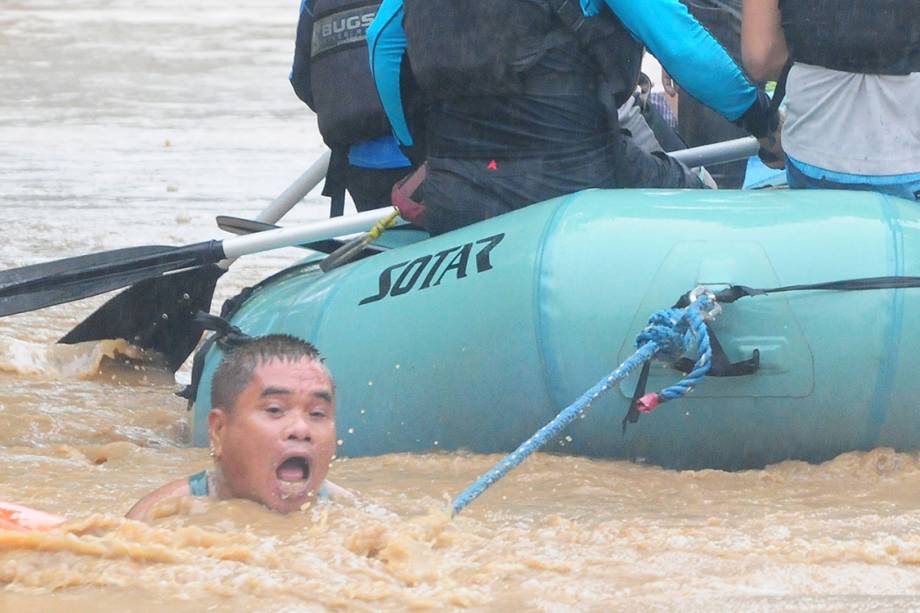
left=0, top=501, right=67, bottom=531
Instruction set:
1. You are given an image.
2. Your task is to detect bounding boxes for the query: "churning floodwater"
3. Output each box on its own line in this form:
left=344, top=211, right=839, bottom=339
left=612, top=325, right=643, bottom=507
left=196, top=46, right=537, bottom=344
left=2, top=1, right=920, bottom=610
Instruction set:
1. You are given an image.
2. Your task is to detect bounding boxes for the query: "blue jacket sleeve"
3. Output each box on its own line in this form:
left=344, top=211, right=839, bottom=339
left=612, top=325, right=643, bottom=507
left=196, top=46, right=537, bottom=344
left=367, top=0, right=414, bottom=146
left=585, top=0, right=757, bottom=121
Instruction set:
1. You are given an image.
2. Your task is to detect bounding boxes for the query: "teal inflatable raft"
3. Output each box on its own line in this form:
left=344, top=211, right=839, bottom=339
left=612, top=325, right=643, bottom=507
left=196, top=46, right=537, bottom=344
left=191, top=189, right=920, bottom=469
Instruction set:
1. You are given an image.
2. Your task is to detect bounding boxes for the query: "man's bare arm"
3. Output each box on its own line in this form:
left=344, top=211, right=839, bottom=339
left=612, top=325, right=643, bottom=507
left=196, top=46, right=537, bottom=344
left=125, top=479, right=191, bottom=520
left=742, top=0, right=789, bottom=82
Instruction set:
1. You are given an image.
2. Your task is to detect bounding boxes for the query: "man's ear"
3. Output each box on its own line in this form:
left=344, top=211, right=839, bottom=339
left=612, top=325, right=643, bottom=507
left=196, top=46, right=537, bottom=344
left=208, top=408, right=228, bottom=458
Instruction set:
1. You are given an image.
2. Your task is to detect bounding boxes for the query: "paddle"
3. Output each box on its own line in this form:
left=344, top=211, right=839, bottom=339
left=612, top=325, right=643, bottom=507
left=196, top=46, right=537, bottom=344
left=52, top=152, right=330, bottom=370
left=0, top=206, right=396, bottom=313
left=669, top=136, right=759, bottom=168
left=217, top=215, right=343, bottom=254
left=217, top=214, right=389, bottom=258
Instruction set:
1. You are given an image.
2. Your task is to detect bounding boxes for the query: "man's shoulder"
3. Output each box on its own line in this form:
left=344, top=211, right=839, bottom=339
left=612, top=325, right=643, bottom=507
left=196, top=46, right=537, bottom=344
left=125, top=478, right=192, bottom=520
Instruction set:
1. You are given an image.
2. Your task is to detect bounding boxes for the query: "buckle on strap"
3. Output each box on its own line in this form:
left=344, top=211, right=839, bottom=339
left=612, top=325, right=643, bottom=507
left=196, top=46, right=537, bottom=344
left=553, top=0, right=586, bottom=32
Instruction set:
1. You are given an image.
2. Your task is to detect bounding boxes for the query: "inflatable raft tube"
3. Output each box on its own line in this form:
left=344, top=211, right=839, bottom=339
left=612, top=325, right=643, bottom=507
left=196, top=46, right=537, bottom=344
left=191, top=189, right=920, bottom=470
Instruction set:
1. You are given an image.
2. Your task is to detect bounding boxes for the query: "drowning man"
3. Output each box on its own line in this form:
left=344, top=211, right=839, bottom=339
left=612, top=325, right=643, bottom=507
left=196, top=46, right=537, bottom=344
left=127, top=335, right=349, bottom=520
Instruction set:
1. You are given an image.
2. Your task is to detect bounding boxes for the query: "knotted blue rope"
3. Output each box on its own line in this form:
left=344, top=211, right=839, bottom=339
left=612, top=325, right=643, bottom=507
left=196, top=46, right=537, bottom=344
left=632, top=295, right=713, bottom=412
left=451, top=292, right=716, bottom=516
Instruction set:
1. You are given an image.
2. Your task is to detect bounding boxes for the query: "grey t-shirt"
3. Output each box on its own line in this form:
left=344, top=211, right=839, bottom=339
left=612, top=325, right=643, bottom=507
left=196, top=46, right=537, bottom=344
left=783, top=63, right=920, bottom=176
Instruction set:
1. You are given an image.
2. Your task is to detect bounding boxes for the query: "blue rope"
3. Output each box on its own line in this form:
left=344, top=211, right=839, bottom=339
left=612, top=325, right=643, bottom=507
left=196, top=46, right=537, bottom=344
left=451, top=295, right=715, bottom=516
left=657, top=300, right=711, bottom=403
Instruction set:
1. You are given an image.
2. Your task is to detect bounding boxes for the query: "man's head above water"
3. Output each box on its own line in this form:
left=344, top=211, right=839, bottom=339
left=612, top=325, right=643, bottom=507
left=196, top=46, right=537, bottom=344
left=127, top=335, right=343, bottom=520
left=207, top=335, right=337, bottom=513
left=210, top=334, right=334, bottom=415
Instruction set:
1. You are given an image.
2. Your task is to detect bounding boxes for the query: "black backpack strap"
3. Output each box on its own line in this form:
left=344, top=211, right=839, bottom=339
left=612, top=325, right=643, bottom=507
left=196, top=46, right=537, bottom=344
left=551, top=0, right=586, bottom=32
left=323, top=145, right=349, bottom=218
left=771, top=58, right=793, bottom=111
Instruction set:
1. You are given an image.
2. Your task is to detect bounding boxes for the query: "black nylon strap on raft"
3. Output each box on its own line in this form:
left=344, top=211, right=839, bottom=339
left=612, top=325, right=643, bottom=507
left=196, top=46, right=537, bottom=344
left=622, top=360, right=652, bottom=433
left=194, top=312, right=251, bottom=350
left=673, top=322, right=760, bottom=377
left=711, top=276, right=920, bottom=305
left=176, top=311, right=252, bottom=406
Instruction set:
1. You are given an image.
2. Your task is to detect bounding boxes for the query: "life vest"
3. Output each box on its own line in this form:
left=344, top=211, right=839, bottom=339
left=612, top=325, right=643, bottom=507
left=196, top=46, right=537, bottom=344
left=402, top=0, right=643, bottom=107
left=779, top=0, right=920, bottom=75
left=310, top=0, right=392, bottom=145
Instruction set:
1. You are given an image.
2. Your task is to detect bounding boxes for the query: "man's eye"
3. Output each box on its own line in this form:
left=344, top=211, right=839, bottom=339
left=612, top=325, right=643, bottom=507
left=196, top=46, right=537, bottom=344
left=310, top=409, right=327, bottom=418
left=265, top=406, right=284, bottom=415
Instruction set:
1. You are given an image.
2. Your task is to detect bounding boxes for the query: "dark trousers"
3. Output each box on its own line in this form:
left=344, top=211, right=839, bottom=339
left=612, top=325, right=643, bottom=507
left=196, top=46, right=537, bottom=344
left=347, top=165, right=411, bottom=212
left=323, top=146, right=411, bottom=215
left=422, top=130, right=702, bottom=236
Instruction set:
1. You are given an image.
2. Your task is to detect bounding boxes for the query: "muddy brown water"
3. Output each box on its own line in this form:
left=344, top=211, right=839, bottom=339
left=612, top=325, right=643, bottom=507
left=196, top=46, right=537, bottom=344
left=3, top=1, right=920, bottom=610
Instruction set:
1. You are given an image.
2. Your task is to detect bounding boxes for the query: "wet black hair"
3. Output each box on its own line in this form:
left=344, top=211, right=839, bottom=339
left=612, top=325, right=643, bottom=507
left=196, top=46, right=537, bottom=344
left=210, top=334, right=331, bottom=413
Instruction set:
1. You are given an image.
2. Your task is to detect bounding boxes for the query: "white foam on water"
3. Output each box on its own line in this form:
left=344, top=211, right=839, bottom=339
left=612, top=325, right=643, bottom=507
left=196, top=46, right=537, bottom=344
left=0, top=337, right=143, bottom=379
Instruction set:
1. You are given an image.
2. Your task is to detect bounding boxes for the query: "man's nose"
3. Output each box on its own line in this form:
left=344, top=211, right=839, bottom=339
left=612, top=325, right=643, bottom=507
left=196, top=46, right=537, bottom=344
left=284, top=413, right=312, bottom=441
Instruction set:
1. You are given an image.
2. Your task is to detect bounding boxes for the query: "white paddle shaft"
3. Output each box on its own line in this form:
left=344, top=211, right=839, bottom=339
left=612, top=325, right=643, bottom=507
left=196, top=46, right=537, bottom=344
left=219, top=150, right=331, bottom=269
left=255, top=150, right=331, bottom=224
left=221, top=207, right=396, bottom=260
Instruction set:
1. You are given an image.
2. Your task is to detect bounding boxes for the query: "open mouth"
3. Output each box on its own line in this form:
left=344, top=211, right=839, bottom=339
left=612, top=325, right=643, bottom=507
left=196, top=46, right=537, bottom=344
left=276, top=456, right=311, bottom=483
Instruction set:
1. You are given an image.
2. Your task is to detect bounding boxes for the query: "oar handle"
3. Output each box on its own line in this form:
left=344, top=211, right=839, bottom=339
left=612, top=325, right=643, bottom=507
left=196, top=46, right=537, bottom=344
left=219, top=151, right=332, bottom=269
left=670, top=137, right=759, bottom=168
left=221, top=207, right=400, bottom=260
left=256, top=151, right=331, bottom=224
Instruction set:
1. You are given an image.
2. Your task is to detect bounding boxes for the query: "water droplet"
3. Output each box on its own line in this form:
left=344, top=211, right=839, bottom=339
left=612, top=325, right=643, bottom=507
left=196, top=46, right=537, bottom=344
left=347, top=427, right=354, bottom=434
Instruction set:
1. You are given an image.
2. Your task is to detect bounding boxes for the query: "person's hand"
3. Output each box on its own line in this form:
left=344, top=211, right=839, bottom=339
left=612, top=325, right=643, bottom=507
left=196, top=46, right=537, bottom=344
left=661, top=68, right=677, bottom=97
left=757, top=109, right=785, bottom=169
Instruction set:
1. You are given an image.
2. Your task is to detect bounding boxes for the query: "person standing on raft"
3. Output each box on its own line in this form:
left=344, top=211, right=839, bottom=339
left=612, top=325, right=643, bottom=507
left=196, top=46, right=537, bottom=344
left=368, top=0, right=784, bottom=235
left=127, top=335, right=349, bottom=520
left=291, top=0, right=414, bottom=215
left=742, top=0, right=920, bottom=201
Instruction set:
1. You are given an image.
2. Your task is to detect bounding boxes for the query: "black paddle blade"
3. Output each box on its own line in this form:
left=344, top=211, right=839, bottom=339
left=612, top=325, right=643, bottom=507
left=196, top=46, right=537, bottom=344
left=59, top=264, right=225, bottom=371
left=0, top=240, right=225, bottom=317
